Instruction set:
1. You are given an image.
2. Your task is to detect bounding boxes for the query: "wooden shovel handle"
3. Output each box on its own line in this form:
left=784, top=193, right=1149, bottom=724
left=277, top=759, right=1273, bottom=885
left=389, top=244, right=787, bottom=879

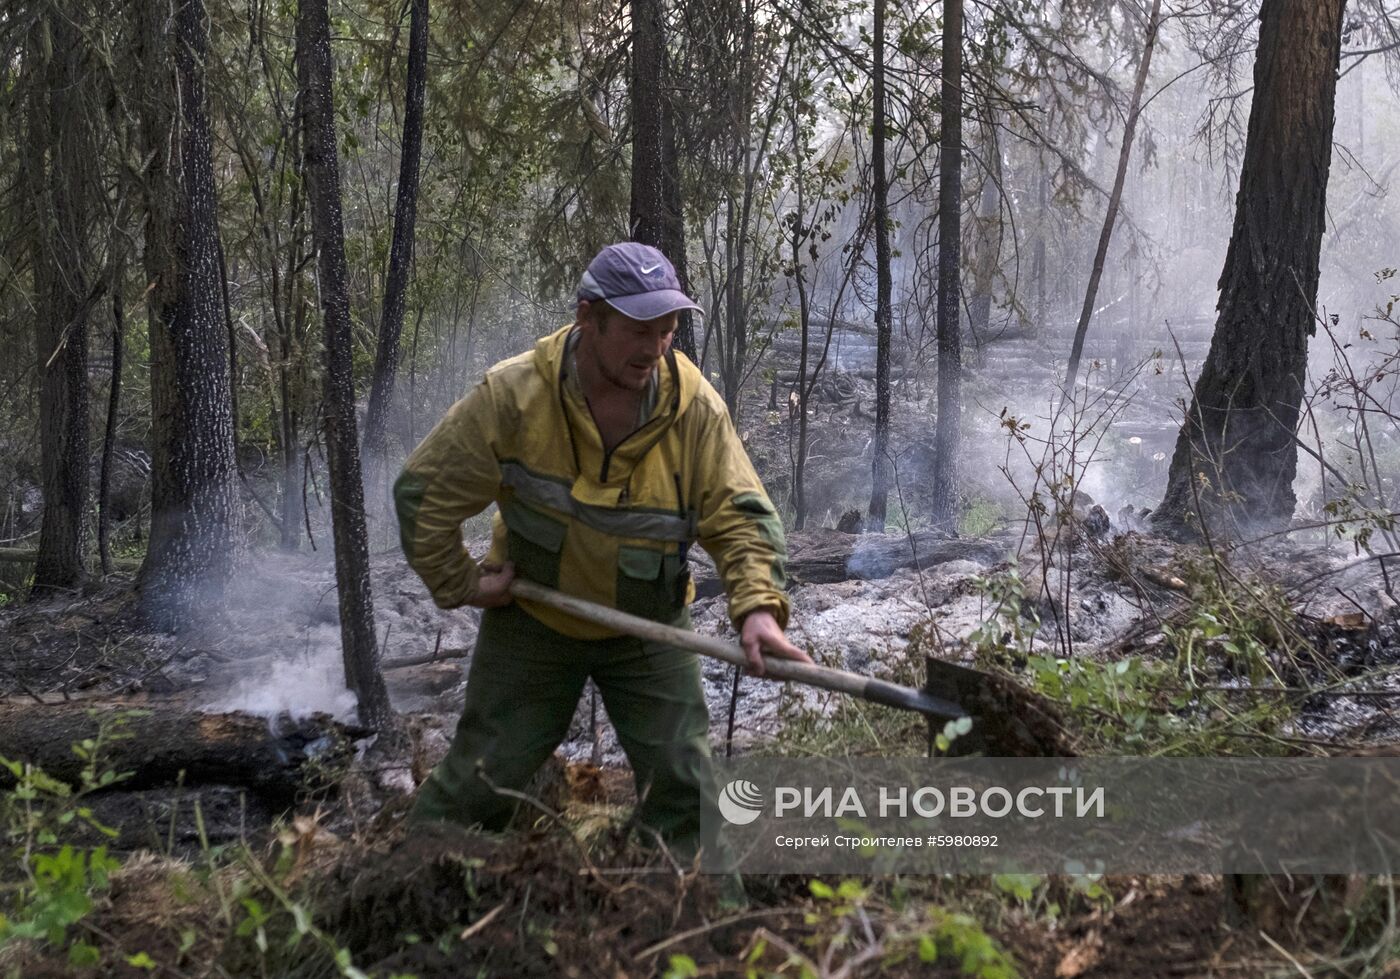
left=508, top=579, right=967, bottom=721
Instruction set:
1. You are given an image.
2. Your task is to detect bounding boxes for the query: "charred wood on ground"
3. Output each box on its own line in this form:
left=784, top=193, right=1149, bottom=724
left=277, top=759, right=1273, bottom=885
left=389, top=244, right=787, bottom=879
left=0, top=704, right=363, bottom=802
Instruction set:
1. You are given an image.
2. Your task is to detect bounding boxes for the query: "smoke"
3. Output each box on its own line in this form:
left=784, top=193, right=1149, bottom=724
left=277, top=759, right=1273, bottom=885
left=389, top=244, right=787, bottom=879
left=194, top=550, right=362, bottom=721
left=192, top=543, right=481, bottom=724
left=202, top=637, right=360, bottom=723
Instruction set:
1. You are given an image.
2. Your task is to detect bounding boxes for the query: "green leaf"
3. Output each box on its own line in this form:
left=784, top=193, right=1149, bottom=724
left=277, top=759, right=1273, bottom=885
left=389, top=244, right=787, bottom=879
left=808, top=879, right=835, bottom=900
left=918, top=934, right=937, bottom=962
left=746, top=937, right=767, bottom=963
left=993, top=873, right=1040, bottom=902
left=69, top=941, right=101, bottom=966
left=125, top=951, right=158, bottom=970
left=664, top=953, right=699, bottom=978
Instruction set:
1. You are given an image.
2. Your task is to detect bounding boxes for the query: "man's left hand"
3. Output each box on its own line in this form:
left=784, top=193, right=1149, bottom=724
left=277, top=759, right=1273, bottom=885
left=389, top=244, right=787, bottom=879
left=739, top=611, right=813, bottom=677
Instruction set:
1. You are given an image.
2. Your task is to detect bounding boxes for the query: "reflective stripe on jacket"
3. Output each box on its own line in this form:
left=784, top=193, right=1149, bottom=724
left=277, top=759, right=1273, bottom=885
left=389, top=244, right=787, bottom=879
left=394, top=324, right=789, bottom=640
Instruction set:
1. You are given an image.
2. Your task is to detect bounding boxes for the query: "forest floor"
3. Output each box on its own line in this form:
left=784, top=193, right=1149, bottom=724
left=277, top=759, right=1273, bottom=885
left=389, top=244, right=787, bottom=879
left=3, top=508, right=1400, bottom=977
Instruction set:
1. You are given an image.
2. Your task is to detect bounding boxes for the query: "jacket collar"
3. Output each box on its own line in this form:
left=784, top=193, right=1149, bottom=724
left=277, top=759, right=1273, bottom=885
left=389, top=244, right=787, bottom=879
left=533, top=324, right=687, bottom=483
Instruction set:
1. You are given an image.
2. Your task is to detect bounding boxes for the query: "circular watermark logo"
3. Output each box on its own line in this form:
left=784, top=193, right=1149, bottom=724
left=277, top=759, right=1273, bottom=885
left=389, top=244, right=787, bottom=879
left=718, top=779, right=764, bottom=825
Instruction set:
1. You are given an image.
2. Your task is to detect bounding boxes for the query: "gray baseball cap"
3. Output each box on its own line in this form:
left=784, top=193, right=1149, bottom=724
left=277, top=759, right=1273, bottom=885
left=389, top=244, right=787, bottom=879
left=576, top=242, right=703, bottom=321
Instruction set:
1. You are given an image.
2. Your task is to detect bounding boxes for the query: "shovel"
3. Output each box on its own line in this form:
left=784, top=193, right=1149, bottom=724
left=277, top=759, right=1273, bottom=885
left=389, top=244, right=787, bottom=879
left=509, top=579, right=966, bottom=720
left=507, top=580, right=1075, bottom=756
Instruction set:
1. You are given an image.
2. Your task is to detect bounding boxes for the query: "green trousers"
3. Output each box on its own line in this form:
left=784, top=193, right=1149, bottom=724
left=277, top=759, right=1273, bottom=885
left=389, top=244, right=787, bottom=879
left=411, top=601, right=722, bottom=860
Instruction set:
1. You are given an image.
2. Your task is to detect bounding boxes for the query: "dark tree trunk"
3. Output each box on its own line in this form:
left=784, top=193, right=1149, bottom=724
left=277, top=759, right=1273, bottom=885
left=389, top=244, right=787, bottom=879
left=867, top=0, right=893, bottom=531
left=134, top=0, right=237, bottom=629
left=99, top=272, right=125, bottom=577
left=660, top=98, right=694, bottom=361
left=297, top=0, right=393, bottom=731
left=793, top=293, right=812, bottom=529
left=1157, top=0, right=1347, bottom=532
left=363, top=0, right=428, bottom=466
left=280, top=185, right=308, bottom=551
left=629, top=0, right=695, bottom=359
left=629, top=0, right=666, bottom=248
left=1064, top=0, right=1162, bottom=389
left=722, top=192, right=748, bottom=420
left=790, top=102, right=812, bottom=531
left=27, top=14, right=93, bottom=597
left=931, top=0, right=964, bottom=530
left=279, top=288, right=306, bottom=551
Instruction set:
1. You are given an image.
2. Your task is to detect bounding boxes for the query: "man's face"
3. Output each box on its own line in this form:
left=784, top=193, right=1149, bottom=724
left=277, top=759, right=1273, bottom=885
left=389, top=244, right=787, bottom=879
left=578, top=302, right=677, bottom=392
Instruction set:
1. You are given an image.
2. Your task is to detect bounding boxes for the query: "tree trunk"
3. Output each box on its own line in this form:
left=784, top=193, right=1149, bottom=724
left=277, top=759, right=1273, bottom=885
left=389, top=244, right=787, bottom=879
left=718, top=6, right=757, bottom=421
left=27, top=14, right=93, bottom=598
left=1034, top=152, right=1048, bottom=329
left=297, top=0, right=393, bottom=731
left=1064, top=0, right=1163, bottom=389
left=135, top=0, right=237, bottom=628
left=967, top=161, right=1000, bottom=341
left=363, top=0, right=429, bottom=468
left=723, top=192, right=747, bottom=419
left=629, top=0, right=695, bottom=359
left=790, top=99, right=812, bottom=531
left=930, top=0, right=964, bottom=530
left=867, top=0, right=893, bottom=531
left=660, top=87, right=694, bottom=361
left=279, top=193, right=308, bottom=551
left=98, top=271, right=125, bottom=577
left=1157, top=0, right=1347, bottom=532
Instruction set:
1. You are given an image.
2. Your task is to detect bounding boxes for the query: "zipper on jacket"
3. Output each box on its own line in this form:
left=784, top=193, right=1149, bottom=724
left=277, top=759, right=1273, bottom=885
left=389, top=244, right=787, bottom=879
left=600, top=415, right=663, bottom=482
left=600, top=352, right=682, bottom=483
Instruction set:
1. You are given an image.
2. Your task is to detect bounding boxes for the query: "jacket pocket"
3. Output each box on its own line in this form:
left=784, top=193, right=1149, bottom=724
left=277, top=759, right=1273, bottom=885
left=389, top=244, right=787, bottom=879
left=502, top=498, right=567, bottom=588
left=616, top=544, right=686, bottom=623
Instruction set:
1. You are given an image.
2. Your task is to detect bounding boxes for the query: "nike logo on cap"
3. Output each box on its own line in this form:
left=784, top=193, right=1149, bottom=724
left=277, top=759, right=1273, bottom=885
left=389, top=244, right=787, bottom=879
left=640, top=263, right=661, bottom=274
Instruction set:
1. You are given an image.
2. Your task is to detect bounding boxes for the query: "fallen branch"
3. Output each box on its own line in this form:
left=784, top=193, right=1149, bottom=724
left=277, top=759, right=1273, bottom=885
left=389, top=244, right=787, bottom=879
left=783, top=528, right=1007, bottom=585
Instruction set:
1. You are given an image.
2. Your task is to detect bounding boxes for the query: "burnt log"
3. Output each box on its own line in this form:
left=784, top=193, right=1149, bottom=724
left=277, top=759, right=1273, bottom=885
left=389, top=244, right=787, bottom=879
left=687, top=529, right=1006, bottom=596
left=0, top=704, right=363, bottom=801
left=783, top=529, right=1007, bottom=585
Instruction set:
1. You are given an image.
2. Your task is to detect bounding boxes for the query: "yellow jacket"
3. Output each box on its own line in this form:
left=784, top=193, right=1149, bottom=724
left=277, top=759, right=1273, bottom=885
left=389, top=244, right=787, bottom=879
left=394, top=324, right=789, bottom=639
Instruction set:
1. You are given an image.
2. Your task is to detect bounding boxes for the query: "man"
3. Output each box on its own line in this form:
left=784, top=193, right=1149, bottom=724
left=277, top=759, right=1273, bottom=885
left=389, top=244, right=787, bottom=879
left=395, top=242, right=810, bottom=859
